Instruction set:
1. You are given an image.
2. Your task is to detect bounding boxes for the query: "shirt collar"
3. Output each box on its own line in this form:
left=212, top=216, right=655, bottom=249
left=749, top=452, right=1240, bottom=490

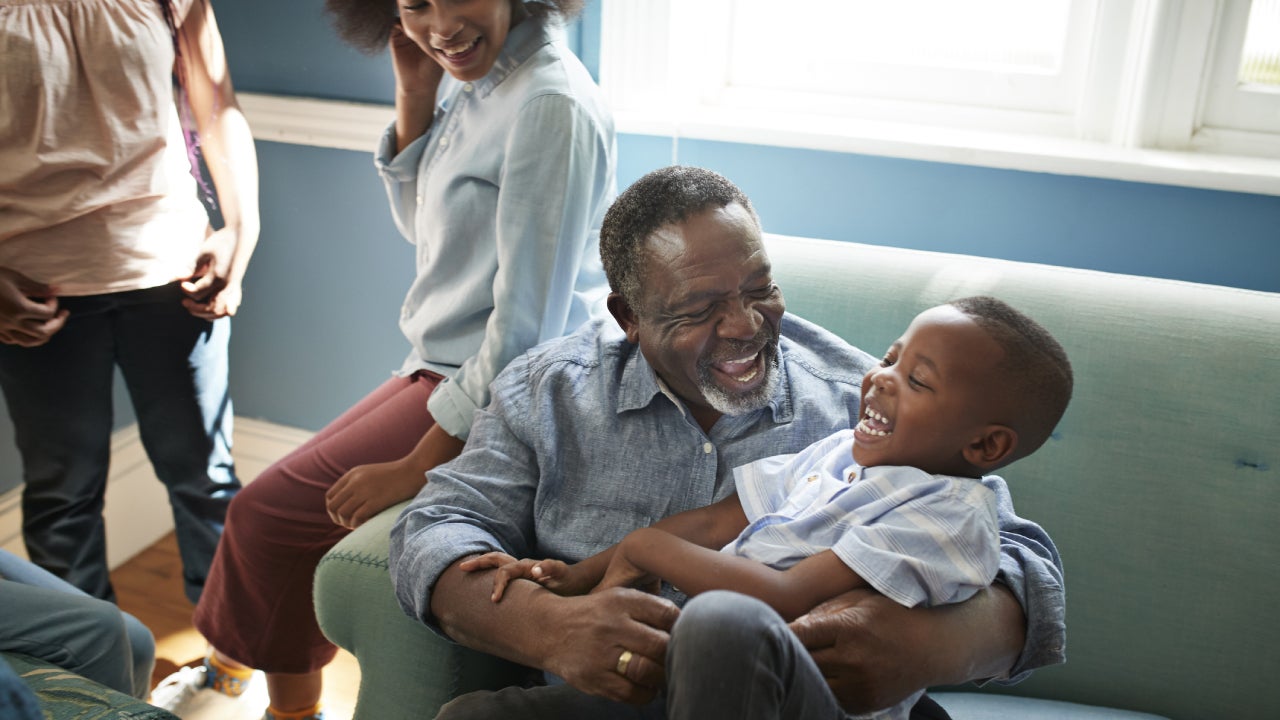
left=614, top=339, right=797, bottom=426
left=469, top=12, right=560, bottom=98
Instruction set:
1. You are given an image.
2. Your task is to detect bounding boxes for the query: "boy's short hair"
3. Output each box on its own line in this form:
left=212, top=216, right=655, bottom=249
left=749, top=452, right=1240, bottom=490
left=949, top=296, right=1074, bottom=460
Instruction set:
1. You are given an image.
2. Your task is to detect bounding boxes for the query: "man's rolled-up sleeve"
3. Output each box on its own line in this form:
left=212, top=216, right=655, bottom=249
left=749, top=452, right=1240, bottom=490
left=389, top=356, right=542, bottom=633
left=982, top=475, right=1067, bottom=683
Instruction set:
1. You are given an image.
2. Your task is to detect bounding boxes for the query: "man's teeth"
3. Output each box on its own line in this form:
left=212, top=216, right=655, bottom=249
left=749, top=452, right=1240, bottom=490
left=720, top=353, right=758, bottom=381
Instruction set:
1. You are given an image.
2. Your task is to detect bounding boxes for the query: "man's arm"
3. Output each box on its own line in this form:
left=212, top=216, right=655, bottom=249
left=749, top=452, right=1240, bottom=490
left=430, top=556, right=678, bottom=704
left=389, top=356, right=680, bottom=705
left=790, top=585, right=1024, bottom=714
left=602, top=529, right=866, bottom=622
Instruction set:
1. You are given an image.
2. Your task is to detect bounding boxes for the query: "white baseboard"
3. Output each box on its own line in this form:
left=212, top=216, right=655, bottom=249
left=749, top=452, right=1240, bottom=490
left=0, top=417, right=312, bottom=569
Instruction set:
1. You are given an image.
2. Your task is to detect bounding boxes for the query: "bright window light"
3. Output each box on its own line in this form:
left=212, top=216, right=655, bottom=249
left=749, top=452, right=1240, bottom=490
left=1239, top=0, right=1280, bottom=88
left=730, top=0, right=1072, bottom=77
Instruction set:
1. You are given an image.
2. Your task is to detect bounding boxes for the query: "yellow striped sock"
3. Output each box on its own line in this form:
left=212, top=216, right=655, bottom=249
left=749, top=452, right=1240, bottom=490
left=264, top=702, right=324, bottom=720
left=205, top=653, right=255, bottom=697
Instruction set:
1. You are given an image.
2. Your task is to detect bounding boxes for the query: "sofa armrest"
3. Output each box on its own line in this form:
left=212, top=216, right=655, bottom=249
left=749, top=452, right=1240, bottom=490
left=313, top=502, right=533, bottom=720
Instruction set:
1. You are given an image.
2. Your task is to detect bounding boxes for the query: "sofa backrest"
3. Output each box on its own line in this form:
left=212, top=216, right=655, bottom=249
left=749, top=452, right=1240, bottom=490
left=764, top=234, right=1279, bottom=720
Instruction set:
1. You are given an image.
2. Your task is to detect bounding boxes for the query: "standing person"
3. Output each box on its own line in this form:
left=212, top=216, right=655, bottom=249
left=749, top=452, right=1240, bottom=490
left=154, top=1, right=617, bottom=719
left=0, top=0, right=259, bottom=604
left=391, top=167, right=1066, bottom=718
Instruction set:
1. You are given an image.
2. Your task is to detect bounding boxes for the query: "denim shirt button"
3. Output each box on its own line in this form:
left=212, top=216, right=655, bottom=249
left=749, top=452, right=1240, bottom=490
left=702, top=442, right=713, bottom=454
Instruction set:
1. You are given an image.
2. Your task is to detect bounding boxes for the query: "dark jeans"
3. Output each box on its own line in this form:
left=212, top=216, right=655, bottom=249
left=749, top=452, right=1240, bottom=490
left=0, top=282, right=239, bottom=603
left=436, top=591, right=951, bottom=720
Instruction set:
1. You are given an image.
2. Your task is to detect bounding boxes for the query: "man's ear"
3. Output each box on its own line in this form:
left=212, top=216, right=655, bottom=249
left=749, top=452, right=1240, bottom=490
left=962, top=425, right=1018, bottom=471
left=607, top=292, right=642, bottom=344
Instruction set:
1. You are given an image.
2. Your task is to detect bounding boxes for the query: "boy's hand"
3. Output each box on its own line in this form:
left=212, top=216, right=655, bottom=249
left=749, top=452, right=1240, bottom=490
left=459, top=553, right=587, bottom=602
left=593, top=537, right=660, bottom=596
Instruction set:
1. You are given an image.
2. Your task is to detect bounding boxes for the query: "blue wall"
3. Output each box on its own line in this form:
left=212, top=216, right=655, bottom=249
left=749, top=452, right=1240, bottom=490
left=1, top=1, right=1276, bottom=496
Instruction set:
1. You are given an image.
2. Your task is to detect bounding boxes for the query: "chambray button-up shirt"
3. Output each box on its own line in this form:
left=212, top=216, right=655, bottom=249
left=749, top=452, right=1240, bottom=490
left=391, top=314, right=1068, bottom=681
left=374, top=14, right=615, bottom=440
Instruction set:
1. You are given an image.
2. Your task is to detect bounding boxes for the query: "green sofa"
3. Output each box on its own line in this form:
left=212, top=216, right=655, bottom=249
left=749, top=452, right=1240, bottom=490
left=1, top=653, right=178, bottom=720
left=315, top=234, right=1279, bottom=720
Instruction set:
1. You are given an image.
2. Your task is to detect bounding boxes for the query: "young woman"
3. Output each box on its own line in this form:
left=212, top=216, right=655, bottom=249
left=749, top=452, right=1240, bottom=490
left=156, top=2, right=617, bottom=718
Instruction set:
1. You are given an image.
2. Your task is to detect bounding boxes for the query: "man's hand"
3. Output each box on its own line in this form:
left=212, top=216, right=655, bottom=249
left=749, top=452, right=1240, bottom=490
left=790, top=585, right=1023, bottom=714
left=790, top=589, right=944, bottom=714
left=0, top=267, right=67, bottom=347
left=181, top=227, right=242, bottom=319
left=540, top=587, right=679, bottom=705
left=325, top=456, right=430, bottom=529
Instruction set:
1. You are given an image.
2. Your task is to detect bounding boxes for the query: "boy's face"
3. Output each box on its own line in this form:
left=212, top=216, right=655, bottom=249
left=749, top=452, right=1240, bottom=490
left=853, top=305, right=1006, bottom=476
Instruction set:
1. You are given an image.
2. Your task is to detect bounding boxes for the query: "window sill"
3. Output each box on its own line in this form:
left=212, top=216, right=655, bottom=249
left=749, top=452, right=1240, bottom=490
left=615, top=109, right=1280, bottom=198
left=237, top=93, right=1280, bottom=197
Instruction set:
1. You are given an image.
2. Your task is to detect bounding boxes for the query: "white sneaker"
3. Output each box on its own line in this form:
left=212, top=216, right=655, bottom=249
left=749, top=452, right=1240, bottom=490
left=150, top=663, right=269, bottom=720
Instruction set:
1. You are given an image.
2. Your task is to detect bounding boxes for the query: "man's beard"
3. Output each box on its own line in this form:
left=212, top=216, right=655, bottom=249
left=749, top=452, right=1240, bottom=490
left=696, top=336, right=781, bottom=416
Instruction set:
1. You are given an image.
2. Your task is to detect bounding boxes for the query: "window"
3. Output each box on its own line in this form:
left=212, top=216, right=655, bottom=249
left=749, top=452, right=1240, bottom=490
left=599, top=0, right=1280, bottom=193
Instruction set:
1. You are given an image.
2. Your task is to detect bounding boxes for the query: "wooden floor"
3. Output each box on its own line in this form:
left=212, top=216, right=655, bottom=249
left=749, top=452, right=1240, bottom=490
left=110, top=532, right=361, bottom=720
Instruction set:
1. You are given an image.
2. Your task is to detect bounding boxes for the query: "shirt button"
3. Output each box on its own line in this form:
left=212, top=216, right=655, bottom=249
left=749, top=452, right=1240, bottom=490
left=439, top=136, right=449, bottom=147
left=702, top=442, right=713, bottom=454
left=463, top=83, right=474, bottom=93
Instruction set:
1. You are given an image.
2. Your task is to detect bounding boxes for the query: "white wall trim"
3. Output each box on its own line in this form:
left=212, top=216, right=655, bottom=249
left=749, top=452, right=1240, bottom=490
left=239, top=92, right=393, bottom=154
left=0, top=417, right=312, bottom=568
left=238, top=91, right=1280, bottom=197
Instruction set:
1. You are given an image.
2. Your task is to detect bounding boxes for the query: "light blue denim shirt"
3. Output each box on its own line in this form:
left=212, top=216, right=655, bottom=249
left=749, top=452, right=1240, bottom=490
left=374, top=13, right=615, bottom=439
left=390, top=314, right=1067, bottom=681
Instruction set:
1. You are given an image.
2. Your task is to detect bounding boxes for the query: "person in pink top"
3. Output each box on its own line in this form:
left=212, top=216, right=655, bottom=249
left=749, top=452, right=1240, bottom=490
left=0, top=0, right=258, bottom=610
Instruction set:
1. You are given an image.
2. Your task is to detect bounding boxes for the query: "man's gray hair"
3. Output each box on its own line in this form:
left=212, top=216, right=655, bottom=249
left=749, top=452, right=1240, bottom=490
left=600, top=166, right=759, bottom=309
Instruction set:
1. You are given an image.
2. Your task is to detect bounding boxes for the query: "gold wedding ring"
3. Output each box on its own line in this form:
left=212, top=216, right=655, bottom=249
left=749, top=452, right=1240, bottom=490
left=615, top=649, right=634, bottom=676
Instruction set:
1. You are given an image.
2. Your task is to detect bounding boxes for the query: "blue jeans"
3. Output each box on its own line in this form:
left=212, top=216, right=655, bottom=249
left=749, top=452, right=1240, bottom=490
left=0, top=282, right=239, bottom=603
left=0, top=549, right=155, bottom=698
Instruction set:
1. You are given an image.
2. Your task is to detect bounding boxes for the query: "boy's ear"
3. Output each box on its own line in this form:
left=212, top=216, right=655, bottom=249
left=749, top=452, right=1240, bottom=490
left=607, top=292, right=642, bottom=344
left=962, top=425, right=1018, bottom=471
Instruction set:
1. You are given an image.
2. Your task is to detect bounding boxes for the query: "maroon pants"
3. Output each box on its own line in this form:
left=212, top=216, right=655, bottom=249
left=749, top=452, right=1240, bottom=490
left=193, top=371, right=442, bottom=673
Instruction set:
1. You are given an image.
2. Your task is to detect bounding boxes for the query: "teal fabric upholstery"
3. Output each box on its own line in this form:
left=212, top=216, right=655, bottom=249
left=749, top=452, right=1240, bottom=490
left=931, top=692, right=1170, bottom=719
left=314, top=235, right=1279, bottom=720
left=313, top=502, right=534, bottom=719
left=2, top=653, right=178, bottom=720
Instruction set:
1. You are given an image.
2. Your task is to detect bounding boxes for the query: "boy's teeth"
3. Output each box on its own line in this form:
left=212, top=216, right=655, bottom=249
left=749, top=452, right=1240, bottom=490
left=855, top=418, right=893, bottom=437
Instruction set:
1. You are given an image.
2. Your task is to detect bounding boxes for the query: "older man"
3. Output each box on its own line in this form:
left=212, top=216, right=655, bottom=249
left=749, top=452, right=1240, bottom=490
left=390, top=167, right=1064, bottom=718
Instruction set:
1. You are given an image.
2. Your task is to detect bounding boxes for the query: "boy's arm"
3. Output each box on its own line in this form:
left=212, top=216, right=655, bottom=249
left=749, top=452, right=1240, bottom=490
left=487, top=492, right=754, bottom=599
left=604, top=529, right=867, bottom=622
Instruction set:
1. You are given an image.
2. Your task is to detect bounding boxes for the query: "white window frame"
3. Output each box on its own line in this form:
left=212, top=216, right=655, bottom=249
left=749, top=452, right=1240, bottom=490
left=599, top=0, right=1280, bottom=196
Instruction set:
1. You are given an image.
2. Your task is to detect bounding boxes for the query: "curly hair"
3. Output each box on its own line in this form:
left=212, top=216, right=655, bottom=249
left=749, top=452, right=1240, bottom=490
left=600, top=166, right=760, bottom=310
left=948, top=296, right=1074, bottom=461
left=324, top=0, right=584, bottom=55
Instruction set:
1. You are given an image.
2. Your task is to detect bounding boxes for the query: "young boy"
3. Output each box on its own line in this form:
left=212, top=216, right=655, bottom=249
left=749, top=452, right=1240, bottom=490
left=461, top=295, right=1073, bottom=720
